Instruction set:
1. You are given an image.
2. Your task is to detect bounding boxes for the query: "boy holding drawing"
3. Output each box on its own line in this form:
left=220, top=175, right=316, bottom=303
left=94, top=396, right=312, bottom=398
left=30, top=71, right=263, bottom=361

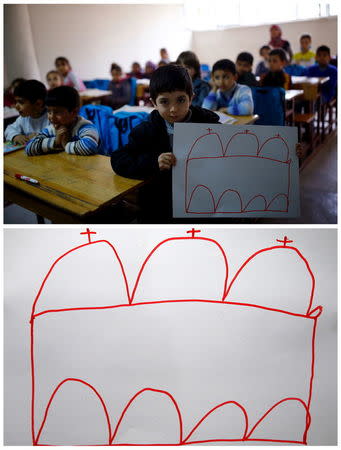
left=202, top=59, right=254, bottom=115
left=111, top=64, right=219, bottom=222
left=4, top=80, right=49, bottom=145
left=26, top=86, right=99, bottom=156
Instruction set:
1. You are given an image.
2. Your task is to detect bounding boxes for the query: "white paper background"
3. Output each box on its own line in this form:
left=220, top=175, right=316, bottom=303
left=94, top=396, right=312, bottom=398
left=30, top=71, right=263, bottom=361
left=4, top=228, right=336, bottom=445
left=173, top=124, right=299, bottom=218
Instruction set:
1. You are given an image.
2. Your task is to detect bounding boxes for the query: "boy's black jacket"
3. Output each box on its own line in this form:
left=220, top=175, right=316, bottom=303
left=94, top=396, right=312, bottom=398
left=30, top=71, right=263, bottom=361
left=110, top=105, right=219, bottom=222
left=111, top=105, right=220, bottom=179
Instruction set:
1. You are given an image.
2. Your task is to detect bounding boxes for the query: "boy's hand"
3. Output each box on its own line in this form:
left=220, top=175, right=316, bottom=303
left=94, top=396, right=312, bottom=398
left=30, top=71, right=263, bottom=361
left=218, top=107, right=228, bottom=113
left=296, top=142, right=304, bottom=159
left=27, top=133, right=37, bottom=140
left=13, top=134, right=29, bottom=145
left=158, top=152, right=176, bottom=171
left=54, top=126, right=70, bottom=149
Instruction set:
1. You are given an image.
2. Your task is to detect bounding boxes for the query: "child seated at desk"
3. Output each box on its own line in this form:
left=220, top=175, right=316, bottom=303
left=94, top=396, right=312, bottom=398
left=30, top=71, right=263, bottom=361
left=176, top=50, right=210, bottom=107
left=4, top=80, right=49, bottom=145
left=55, top=56, right=86, bottom=92
left=26, top=86, right=99, bottom=156
left=46, top=70, right=63, bottom=90
left=255, top=46, right=270, bottom=77
left=236, top=52, right=257, bottom=87
left=293, top=34, right=316, bottom=68
left=127, top=62, right=144, bottom=79
left=102, top=63, right=131, bottom=110
left=202, top=59, right=254, bottom=115
left=306, top=45, right=337, bottom=103
left=111, top=64, right=219, bottom=223
left=4, top=78, right=26, bottom=107
left=260, top=49, right=291, bottom=90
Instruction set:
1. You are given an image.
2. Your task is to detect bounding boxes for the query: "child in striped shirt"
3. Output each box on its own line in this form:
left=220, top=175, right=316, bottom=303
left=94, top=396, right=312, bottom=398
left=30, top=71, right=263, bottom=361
left=26, top=86, right=99, bottom=156
left=202, top=59, right=254, bottom=115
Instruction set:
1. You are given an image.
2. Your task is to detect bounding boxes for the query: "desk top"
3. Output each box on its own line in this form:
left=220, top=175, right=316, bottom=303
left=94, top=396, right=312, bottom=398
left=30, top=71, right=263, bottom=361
left=228, top=114, right=259, bottom=125
left=285, top=89, right=304, bottom=101
left=4, top=107, right=19, bottom=120
left=80, top=89, right=112, bottom=98
left=291, top=76, right=330, bottom=85
left=4, top=151, right=143, bottom=218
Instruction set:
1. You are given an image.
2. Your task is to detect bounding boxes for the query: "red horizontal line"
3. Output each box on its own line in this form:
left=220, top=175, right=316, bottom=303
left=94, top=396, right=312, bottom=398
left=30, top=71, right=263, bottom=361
left=32, top=299, right=314, bottom=320
left=188, top=155, right=289, bottom=164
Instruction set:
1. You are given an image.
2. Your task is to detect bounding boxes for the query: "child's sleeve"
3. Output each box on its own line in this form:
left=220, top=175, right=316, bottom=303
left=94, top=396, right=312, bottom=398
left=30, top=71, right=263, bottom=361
left=227, top=86, right=254, bottom=115
left=111, top=125, right=159, bottom=179
left=202, top=90, right=218, bottom=111
left=68, top=71, right=86, bottom=92
left=4, top=116, right=25, bottom=141
left=25, top=126, right=58, bottom=156
left=64, top=124, right=99, bottom=155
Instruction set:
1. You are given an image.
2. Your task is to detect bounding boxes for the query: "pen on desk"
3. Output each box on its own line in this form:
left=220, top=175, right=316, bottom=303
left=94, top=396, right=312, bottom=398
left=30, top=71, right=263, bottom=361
left=15, top=173, right=40, bottom=185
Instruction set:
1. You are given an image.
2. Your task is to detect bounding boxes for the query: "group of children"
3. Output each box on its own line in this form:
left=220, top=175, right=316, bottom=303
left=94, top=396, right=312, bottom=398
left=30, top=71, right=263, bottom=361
left=3, top=32, right=337, bottom=222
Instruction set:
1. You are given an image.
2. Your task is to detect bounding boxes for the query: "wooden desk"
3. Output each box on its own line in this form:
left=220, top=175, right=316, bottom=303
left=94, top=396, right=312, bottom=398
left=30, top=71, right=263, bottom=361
left=80, top=89, right=112, bottom=105
left=228, top=114, right=259, bottom=125
left=291, top=76, right=329, bottom=101
left=285, top=89, right=304, bottom=125
left=4, top=151, right=143, bottom=223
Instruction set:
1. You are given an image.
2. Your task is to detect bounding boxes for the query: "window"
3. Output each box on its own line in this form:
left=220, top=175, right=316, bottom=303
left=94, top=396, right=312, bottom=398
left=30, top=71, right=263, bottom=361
left=183, top=0, right=338, bottom=30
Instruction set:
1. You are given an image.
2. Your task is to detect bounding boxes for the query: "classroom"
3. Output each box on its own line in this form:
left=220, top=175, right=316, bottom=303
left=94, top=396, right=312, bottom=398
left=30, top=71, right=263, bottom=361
left=3, top=1, right=338, bottom=224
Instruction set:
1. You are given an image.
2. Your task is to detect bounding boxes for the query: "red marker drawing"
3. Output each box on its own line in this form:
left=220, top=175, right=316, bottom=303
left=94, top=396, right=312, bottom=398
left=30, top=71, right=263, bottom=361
left=15, top=174, right=39, bottom=185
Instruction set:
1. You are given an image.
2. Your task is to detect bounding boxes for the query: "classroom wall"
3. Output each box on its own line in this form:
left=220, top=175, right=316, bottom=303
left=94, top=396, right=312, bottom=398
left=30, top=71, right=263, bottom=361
left=25, top=4, right=192, bottom=82
left=4, top=5, right=41, bottom=86
left=192, top=16, right=338, bottom=69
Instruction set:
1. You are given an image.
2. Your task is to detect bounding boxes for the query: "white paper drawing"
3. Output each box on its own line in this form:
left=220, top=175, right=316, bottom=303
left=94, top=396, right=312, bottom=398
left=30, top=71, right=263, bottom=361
left=173, top=124, right=299, bottom=218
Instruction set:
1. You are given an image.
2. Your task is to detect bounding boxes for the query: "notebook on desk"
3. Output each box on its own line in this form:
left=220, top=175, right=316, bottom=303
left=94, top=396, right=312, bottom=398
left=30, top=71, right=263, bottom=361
left=4, top=141, right=25, bottom=154
left=216, top=111, right=237, bottom=124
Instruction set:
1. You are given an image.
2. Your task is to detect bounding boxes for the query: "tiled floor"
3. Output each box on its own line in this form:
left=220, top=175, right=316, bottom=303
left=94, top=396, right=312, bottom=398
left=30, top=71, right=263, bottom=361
left=4, top=133, right=337, bottom=225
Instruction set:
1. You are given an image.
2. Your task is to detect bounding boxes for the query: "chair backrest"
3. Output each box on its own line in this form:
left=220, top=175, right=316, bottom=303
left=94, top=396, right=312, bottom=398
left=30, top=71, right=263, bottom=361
left=128, top=77, right=137, bottom=106
left=251, top=87, right=286, bottom=126
left=80, top=104, right=149, bottom=156
left=94, top=79, right=110, bottom=90
left=285, top=65, right=307, bottom=76
left=83, top=79, right=110, bottom=90
left=112, top=111, right=149, bottom=149
left=200, top=64, right=211, bottom=82
left=83, top=80, right=96, bottom=89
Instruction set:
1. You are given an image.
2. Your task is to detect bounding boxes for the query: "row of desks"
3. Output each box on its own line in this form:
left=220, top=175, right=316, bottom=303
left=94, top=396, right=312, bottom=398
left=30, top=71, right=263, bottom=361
left=4, top=114, right=258, bottom=224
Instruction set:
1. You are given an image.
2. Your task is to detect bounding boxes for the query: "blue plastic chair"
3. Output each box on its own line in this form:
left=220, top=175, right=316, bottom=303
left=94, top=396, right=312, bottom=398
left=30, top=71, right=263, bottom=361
left=200, top=64, right=211, bottom=82
left=285, top=65, right=307, bottom=76
left=251, top=87, right=286, bottom=126
left=83, top=79, right=110, bottom=90
left=80, top=104, right=149, bottom=156
left=129, top=77, right=137, bottom=106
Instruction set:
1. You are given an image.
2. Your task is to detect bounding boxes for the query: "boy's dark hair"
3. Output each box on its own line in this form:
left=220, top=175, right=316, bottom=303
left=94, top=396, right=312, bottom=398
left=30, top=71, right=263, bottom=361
left=212, top=59, right=236, bottom=76
left=46, top=86, right=80, bottom=111
left=176, top=51, right=201, bottom=79
left=236, top=52, right=254, bottom=65
left=259, top=45, right=270, bottom=54
left=149, top=64, right=193, bottom=101
left=13, top=80, right=47, bottom=104
left=316, top=45, right=331, bottom=55
left=55, top=56, right=70, bottom=66
left=269, top=48, right=287, bottom=62
left=46, top=70, right=63, bottom=80
left=110, top=63, right=122, bottom=73
left=300, top=34, right=311, bottom=41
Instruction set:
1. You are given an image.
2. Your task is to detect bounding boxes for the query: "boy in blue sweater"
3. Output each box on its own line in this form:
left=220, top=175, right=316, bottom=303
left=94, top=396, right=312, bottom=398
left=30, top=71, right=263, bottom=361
left=5, top=80, right=49, bottom=145
left=26, top=86, right=99, bottom=156
left=306, top=45, right=337, bottom=103
left=203, top=59, right=254, bottom=115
